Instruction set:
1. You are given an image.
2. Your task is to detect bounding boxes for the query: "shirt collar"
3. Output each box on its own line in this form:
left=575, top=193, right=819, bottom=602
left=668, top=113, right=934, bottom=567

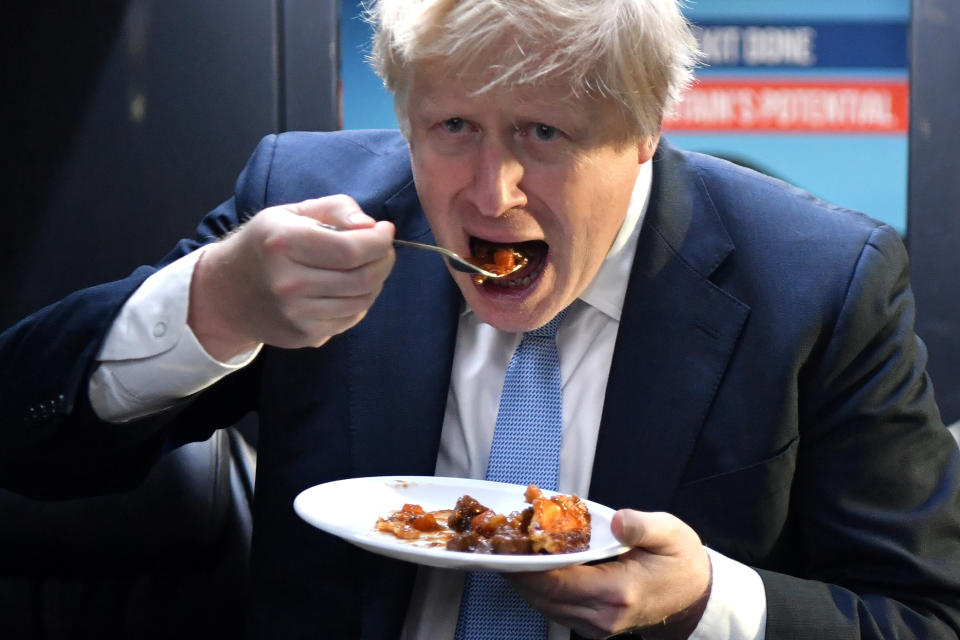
left=459, top=159, right=653, bottom=323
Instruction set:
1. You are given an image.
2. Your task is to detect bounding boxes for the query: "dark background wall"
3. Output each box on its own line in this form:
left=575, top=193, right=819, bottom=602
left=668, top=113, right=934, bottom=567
left=2, top=0, right=340, bottom=331
left=908, top=0, right=960, bottom=425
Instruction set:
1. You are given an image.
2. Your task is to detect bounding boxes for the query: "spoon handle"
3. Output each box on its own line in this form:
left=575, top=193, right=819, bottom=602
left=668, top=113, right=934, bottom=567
left=315, top=222, right=498, bottom=277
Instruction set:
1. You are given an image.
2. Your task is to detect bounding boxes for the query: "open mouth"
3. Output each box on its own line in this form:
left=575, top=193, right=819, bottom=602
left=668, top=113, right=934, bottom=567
left=468, top=237, right=549, bottom=289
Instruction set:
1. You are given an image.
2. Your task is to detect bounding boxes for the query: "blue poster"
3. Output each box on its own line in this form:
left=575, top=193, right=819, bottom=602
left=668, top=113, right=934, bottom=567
left=340, top=0, right=909, bottom=231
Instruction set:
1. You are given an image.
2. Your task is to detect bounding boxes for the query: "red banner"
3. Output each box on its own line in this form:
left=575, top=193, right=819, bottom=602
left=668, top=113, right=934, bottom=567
left=663, top=78, right=909, bottom=133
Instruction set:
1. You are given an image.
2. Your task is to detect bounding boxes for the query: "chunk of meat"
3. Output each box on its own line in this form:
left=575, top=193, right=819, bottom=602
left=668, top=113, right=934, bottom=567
left=448, top=495, right=489, bottom=532
left=470, top=244, right=528, bottom=276
left=445, top=486, right=589, bottom=554
left=527, top=492, right=591, bottom=554
left=468, top=241, right=531, bottom=284
left=376, top=485, right=591, bottom=555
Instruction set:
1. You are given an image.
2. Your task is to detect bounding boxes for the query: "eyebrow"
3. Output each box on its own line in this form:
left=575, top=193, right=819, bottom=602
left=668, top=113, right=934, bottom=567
left=410, top=83, right=600, bottom=139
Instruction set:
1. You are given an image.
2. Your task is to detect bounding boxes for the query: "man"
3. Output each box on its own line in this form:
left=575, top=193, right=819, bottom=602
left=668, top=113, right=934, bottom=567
left=2, top=0, right=959, bottom=638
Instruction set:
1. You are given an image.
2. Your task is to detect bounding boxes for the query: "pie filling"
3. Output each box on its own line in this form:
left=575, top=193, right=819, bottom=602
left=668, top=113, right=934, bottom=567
left=374, top=484, right=591, bottom=555
left=468, top=238, right=548, bottom=288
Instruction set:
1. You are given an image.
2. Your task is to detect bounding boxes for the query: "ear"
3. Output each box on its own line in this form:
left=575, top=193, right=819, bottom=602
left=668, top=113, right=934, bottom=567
left=638, top=134, right=661, bottom=164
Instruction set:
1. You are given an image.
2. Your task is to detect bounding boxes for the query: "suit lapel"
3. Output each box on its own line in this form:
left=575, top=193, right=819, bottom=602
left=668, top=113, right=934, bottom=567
left=347, top=180, right=462, bottom=479
left=345, top=142, right=752, bottom=633
left=346, top=180, right=464, bottom=639
left=589, top=142, right=750, bottom=512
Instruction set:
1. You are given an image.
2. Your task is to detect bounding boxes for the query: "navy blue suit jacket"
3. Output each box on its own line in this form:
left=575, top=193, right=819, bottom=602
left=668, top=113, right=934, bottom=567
left=3, top=130, right=960, bottom=638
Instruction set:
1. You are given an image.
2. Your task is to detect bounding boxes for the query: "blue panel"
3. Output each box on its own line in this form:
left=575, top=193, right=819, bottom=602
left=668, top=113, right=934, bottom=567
left=667, top=133, right=908, bottom=233
left=341, top=1, right=398, bottom=130
left=693, top=22, right=908, bottom=69
left=337, top=0, right=910, bottom=235
left=683, top=0, right=909, bottom=21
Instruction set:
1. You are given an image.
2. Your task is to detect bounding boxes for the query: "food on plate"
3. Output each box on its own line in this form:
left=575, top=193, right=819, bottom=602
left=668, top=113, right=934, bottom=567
left=526, top=485, right=592, bottom=554
left=375, top=484, right=591, bottom=555
left=374, top=502, right=449, bottom=540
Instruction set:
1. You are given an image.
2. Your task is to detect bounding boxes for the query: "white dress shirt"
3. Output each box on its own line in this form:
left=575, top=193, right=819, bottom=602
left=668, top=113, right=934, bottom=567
left=89, top=161, right=765, bottom=639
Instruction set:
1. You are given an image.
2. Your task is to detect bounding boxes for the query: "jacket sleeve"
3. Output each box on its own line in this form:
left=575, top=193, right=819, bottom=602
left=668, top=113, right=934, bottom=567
left=761, top=224, right=960, bottom=638
left=0, top=134, right=282, bottom=499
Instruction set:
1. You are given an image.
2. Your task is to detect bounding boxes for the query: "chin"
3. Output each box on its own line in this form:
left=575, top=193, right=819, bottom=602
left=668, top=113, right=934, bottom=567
left=458, top=267, right=567, bottom=333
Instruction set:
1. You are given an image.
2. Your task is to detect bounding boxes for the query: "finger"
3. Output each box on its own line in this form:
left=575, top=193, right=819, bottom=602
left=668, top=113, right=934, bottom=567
left=295, top=301, right=375, bottom=334
left=280, top=219, right=396, bottom=270
left=509, top=566, right=611, bottom=608
left=258, top=308, right=372, bottom=349
left=611, top=510, right=696, bottom=555
left=279, top=287, right=383, bottom=321
left=285, top=194, right=376, bottom=230
left=272, top=254, right=394, bottom=299
left=509, top=569, right=636, bottom=637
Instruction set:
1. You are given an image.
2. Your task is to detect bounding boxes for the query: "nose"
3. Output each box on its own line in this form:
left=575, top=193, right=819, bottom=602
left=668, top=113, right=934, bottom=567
left=464, top=136, right=527, bottom=218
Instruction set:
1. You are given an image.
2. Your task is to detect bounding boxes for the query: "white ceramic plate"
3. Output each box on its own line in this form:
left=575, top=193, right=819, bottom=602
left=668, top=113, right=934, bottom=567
left=293, top=476, right=630, bottom=572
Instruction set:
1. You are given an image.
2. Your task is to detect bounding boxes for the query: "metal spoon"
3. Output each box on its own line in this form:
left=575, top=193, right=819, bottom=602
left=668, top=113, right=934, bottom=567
left=316, top=222, right=514, bottom=279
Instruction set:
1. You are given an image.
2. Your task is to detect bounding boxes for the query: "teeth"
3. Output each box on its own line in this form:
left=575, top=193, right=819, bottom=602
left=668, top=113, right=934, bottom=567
left=488, top=257, right=545, bottom=289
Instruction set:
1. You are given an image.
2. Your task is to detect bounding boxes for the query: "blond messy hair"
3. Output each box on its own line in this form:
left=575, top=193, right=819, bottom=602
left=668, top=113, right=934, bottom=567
left=364, top=0, right=701, bottom=142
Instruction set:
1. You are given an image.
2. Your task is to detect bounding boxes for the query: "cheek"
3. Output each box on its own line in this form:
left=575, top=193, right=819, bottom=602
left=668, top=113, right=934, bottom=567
left=548, top=179, right=631, bottom=268
left=576, top=157, right=638, bottom=235
left=413, top=152, right=466, bottom=206
left=412, top=159, right=445, bottom=214
left=411, top=158, right=467, bottom=247
left=549, top=178, right=619, bottom=240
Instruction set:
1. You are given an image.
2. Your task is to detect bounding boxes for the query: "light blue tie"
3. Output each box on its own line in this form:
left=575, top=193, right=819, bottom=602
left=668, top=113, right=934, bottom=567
left=454, top=308, right=568, bottom=640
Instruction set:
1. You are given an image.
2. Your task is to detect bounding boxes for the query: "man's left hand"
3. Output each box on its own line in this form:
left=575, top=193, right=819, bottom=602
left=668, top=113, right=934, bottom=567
left=507, top=509, right=712, bottom=639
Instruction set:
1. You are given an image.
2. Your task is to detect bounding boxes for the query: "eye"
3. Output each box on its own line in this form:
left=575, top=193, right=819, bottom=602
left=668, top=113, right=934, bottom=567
left=515, top=122, right=563, bottom=142
left=532, top=124, right=558, bottom=141
left=443, top=117, right=466, bottom=133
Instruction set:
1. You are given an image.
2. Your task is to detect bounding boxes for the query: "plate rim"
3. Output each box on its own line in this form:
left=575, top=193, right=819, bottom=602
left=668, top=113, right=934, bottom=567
left=293, top=475, right=631, bottom=572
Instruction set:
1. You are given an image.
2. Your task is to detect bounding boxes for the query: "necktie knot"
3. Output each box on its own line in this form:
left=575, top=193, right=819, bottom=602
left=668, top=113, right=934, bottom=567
left=526, top=307, right=569, bottom=340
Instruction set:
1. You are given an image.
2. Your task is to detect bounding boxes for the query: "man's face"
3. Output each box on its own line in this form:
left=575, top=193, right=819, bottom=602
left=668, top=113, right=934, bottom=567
left=406, top=70, right=655, bottom=332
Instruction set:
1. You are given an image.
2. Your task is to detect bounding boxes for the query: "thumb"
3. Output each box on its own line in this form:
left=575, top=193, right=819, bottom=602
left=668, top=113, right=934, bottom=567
left=286, top=194, right=376, bottom=230
left=611, top=509, right=692, bottom=555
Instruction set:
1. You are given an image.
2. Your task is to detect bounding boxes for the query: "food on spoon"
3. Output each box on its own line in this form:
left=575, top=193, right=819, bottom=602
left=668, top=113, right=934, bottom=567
left=468, top=240, right=530, bottom=285
left=375, top=484, right=591, bottom=555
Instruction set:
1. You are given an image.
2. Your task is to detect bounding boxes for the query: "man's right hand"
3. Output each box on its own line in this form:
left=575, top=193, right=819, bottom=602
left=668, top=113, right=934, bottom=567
left=187, top=194, right=396, bottom=361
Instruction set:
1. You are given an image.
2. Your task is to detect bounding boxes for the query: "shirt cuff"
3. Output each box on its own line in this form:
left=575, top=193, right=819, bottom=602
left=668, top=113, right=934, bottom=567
left=688, top=548, right=766, bottom=640
left=89, top=248, right=262, bottom=422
